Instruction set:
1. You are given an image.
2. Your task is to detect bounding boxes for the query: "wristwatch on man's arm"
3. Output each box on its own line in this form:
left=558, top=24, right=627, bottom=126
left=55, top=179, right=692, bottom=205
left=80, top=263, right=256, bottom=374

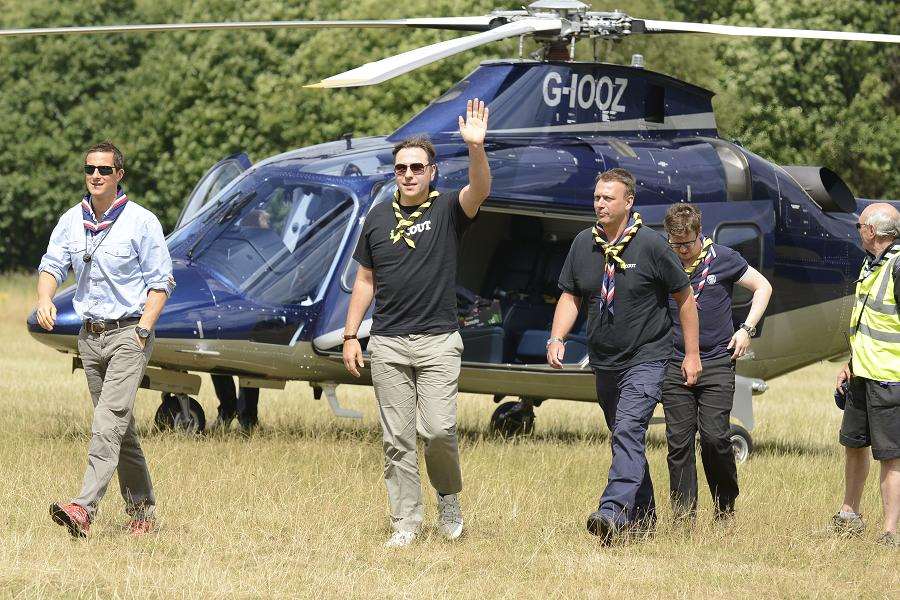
left=136, top=326, right=152, bottom=340
left=739, top=323, right=756, bottom=337
left=546, top=336, right=565, bottom=347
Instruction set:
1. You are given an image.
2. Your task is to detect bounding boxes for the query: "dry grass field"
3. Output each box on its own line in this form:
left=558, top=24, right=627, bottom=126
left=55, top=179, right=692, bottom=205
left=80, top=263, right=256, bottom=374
left=0, top=273, right=896, bottom=599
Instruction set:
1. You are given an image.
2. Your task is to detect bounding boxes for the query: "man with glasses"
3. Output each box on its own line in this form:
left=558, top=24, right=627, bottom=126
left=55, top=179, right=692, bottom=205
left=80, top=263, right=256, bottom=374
left=35, top=141, right=173, bottom=538
left=342, top=99, right=490, bottom=547
left=831, top=203, right=900, bottom=548
left=661, top=204, right=771, bottom=524
left=547, top=168, right=701, bottom=544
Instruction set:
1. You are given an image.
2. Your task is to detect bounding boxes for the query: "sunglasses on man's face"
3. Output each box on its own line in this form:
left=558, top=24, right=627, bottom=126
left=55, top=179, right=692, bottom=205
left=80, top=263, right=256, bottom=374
left=394, top=162, right=430, bottom=176
left=84, top=164, right=117, bottom=176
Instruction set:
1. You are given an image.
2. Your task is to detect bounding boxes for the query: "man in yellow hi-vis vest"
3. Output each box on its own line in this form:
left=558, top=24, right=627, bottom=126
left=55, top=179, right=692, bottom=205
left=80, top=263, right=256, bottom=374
left=833, top=203, right=900, bottom=548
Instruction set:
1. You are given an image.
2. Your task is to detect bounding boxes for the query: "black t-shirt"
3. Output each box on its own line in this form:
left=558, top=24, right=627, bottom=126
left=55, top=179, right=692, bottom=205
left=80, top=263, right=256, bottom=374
left=353, top=190, right=473, bottom=336
left=558, top=226, right=690, bottom=370
left=668, top=242, right=749, bottom=361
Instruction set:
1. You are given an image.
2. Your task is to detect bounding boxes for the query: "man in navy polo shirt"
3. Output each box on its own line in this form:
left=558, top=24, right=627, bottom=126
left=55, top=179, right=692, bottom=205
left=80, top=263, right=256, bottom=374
left=547, top=168, right=701, bottom=544
left=661, top=204, right=772, bottom=523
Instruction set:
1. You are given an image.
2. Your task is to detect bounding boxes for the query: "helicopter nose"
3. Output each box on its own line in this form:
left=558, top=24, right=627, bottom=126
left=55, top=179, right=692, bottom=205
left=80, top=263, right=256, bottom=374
left=26, top=259, right=218, bottom=351
left=27, top=286, right=82, bottom=353
left=26, top=286, right=81, bottom=336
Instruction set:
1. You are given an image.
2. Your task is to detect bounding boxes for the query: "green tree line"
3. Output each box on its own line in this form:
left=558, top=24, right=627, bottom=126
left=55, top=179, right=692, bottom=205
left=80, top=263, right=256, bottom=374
left=0, top=0, right=896, bottom=271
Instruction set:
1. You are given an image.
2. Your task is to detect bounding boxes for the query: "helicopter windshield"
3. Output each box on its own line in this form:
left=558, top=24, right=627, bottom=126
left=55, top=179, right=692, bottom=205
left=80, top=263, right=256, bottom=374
left=193, top=177, right=355, bottom=305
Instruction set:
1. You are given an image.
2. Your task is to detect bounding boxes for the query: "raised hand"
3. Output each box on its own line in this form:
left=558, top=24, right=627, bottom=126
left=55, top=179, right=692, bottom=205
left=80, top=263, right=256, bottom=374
left=458, top=98, right=489, bottom=146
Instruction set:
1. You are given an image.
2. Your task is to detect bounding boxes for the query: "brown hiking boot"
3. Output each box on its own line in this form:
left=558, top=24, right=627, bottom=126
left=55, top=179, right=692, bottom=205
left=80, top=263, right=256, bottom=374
left=127, top=518, right=155, bottom=535
left=50, top=502, right=90, bottom=538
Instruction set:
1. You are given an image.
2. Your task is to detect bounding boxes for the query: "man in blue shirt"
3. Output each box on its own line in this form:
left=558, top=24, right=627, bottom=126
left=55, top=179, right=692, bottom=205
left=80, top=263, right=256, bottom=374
left=35, top=141, right=174, bottom=538
left=662, top=204, right=771, bottom=523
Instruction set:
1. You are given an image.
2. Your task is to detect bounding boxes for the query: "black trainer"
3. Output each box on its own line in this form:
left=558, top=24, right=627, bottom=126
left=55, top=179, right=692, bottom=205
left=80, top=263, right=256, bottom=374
left=586, top=510, right=620, bottom=544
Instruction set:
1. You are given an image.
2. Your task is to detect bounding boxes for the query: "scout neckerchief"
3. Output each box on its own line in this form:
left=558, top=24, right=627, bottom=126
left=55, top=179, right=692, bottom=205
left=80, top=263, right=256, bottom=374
left=389, top=189, right=439, bottom=248
left=593, top=212, right=642, bottom=315
left=81, top=187, right=128, bottom=262
left=684, top=237, right=716, bottom=307
left=82, top=187, right=128, bottom=235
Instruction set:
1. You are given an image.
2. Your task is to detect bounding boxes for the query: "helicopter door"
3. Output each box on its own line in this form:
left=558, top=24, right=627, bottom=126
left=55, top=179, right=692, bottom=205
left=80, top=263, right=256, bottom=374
left=175, top=153, right=252, bottom=228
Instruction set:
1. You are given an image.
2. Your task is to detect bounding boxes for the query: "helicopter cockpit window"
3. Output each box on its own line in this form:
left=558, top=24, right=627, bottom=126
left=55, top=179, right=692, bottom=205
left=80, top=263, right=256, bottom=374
left=340, top=180, right=396, bottom=293
left=195, top=181, right=355, bottom=305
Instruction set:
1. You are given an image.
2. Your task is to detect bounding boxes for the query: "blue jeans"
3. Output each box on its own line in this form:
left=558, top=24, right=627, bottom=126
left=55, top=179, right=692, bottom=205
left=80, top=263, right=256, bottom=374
left=593, top=360, right=667, bottom=526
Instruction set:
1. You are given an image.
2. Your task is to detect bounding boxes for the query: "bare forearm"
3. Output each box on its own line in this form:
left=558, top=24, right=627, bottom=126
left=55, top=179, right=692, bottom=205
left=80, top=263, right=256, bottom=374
left=466, top=142, right=491, bottom=204
left=37, top=271, right=58, bottom=302
left=551, top=293, right=581, bottom=339
left=678, top=294, right=700, bottom=356
left=345, top=278, right=374, bottom=335
left=140, top=290, right=168, bottom=330
left=743, top=287, right=772, bottom=328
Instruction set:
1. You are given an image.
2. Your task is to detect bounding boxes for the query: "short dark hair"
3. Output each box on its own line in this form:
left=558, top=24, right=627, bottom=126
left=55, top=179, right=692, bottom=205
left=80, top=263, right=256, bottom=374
left=664, top=203, right=702, bottom=237
left=84, top=140, right=125, bottom=171
left=392, top=135, right=436, bottom=163
left=595, top=168, right=635, bottom=199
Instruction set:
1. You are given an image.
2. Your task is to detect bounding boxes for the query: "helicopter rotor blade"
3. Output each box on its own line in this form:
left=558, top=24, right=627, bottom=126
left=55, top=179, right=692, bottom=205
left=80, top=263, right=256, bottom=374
left=306, top=18, right=561, bottom=88
left=0, top=16, right=496, bottom=39
left=638, top=19, right=900, bottom=44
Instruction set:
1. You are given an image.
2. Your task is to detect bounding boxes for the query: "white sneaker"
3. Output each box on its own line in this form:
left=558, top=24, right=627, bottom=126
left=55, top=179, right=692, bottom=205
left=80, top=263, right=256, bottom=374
left=437, top=493, right=464, bottom=540
left=384, top=530, right=417, bottom=548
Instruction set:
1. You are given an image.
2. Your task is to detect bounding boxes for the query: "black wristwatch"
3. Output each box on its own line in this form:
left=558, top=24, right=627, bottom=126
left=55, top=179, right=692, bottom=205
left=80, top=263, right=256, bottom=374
left=739, top=323, right=756, bottom=337
left=136, top=326, right=152, bottom=339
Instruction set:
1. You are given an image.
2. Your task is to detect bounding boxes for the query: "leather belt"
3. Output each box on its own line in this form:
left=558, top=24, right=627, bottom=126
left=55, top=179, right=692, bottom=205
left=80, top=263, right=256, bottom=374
left=84, top=316, right=140, bottom=334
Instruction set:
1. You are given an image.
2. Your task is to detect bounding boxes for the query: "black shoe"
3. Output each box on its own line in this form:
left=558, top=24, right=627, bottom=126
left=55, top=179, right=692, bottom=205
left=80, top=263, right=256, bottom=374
left=714, top=508, right=735, bottom=525
left=586, top=510, right=620, bottom=544
left=210, top=411, right=236, bottom=432
left=237, top=419, right=258, bottom=436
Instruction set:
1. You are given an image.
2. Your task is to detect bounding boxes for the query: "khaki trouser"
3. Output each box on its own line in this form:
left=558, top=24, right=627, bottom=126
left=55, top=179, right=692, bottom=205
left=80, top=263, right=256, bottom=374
left=369, top=331, right=464, bottom=533
left=73, top=324, right=155, bottom=520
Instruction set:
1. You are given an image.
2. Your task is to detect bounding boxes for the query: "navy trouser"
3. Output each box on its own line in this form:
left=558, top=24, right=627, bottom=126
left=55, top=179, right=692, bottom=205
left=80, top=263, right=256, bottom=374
left=593, top=360, right=667, bottom=526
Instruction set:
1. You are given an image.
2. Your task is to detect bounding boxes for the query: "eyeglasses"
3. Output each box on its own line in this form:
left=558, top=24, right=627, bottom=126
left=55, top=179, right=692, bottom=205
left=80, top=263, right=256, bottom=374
left=394, top=162, right=431, bottom=176
left=84, top=164, right=117, bottom=176
left=668, top=237, right=699, bottom=250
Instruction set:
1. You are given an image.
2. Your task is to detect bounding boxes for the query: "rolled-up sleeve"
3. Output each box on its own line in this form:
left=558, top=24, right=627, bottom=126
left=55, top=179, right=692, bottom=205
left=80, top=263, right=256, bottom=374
left=38, top=216, right=72, bottom=285
left=139, top=216, right=174, bottom=296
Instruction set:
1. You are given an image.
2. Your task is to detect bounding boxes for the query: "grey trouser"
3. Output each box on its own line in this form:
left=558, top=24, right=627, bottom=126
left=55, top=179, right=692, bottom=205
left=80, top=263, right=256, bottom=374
left=73, top=324, right=155, bottom=520
left=369, top=331, right=464, bottom=533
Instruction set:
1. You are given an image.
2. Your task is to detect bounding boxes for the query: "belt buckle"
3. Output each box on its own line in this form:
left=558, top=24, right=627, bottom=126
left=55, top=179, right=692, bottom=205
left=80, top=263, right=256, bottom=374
left=88, top=320, right=106, bottom=334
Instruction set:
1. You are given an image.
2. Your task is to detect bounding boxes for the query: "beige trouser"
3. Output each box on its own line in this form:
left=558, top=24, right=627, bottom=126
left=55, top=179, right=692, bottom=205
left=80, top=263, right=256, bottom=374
left=369, top=331, right=464, bottom=533
left=73, top=324, right=155, bottom=520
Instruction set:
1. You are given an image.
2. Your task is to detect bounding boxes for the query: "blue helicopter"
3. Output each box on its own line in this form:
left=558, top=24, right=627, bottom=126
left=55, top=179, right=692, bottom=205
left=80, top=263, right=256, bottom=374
left=19, top=1, right=900, bottom=459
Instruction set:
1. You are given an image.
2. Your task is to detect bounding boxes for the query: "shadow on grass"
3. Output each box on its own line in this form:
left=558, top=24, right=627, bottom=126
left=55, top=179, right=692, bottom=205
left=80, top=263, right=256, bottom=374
left=751, top=439, right=836, bottom=459
left=136, top=423, right=616, bottom=447
left=36, top=420, right=675, bottom=450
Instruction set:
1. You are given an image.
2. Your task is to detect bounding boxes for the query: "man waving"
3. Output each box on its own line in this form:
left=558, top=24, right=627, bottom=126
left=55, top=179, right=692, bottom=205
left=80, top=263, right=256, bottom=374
left=343, top=100, right=491, bottom=548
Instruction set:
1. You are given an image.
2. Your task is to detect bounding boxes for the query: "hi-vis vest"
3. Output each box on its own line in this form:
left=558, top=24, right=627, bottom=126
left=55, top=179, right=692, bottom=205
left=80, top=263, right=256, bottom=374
left=849, top=244, right=900, bottom=381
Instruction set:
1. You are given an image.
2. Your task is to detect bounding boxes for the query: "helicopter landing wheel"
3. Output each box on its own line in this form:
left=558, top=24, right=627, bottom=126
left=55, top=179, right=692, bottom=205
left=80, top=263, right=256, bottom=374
left=155, top=393, right=206, bottom=433
left=490, top=399, right=535, bottom=438
left=728, top=424, right=753, bottom=463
